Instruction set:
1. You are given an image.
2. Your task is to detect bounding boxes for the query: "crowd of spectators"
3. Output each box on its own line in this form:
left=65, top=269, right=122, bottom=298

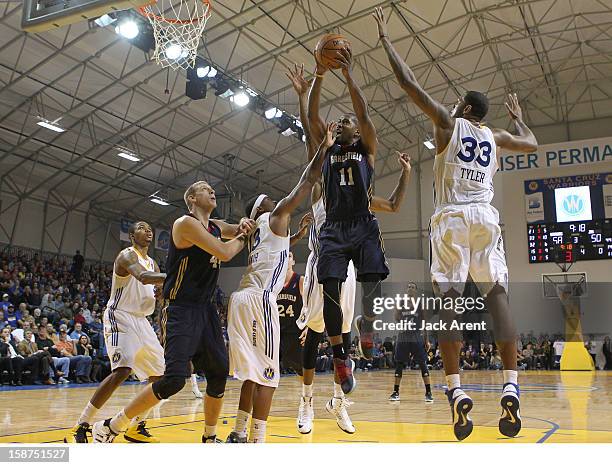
left=281, top=331, right=612, bottom=375
left=0, top=249, right=114, bottom=386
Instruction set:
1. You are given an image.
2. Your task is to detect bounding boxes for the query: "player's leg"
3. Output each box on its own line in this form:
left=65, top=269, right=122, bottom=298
left=325, top=331, right=355, bottom=433
left=249, top=383, right=276, bottom=443
left=413, top=340, right=433, bottom=403
left=92, top=305, right=197, bottom=443
left=430, top=208, right=473, bottom=441
left=353, top=216, right=389, bottom=359
left=189, top=361, right=203, bottom=399
left=390, top=362, right=404, bottom=401
left=228, top=380, right=255, bottom=443
left=318, top=222, right=355, bottom=393
left=470, top=207, right=520, bottom=437
left=298, top=326, right=321, bottom=434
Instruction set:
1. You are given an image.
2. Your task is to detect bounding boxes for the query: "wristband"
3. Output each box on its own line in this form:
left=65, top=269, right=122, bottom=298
left=315, top=73, right=324, bottom=78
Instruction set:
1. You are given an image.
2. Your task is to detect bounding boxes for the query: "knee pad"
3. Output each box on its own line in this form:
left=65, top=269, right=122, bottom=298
left=303, top=328, right=323, bottom=370
left=394, top=363, right=404, bottom=378
left=152, top=375, right=185, bottom=400
left=361, top=281, right=382, bottom=320
left=323, top=279, right=343, bottom=337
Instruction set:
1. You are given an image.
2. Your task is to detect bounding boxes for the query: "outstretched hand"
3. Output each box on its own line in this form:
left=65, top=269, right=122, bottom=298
left=237, top=217, right=256, bottom=236
left=298, top=212, right=313, bottom=231
left=372, top=6, right=389, bottom=38
left=324, top=121, right=338, bottom=147
left=286, top=63, right=311, bottom=96
left=396, top=151, right=412, bottom=172
left=505, top=93, right=523, bottom=121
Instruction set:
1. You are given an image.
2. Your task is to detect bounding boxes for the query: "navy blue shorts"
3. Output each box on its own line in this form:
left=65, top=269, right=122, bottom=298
left=395, top=333, right=427, bottom=364
left=317, top=214, right=389, bottom=283
left=161, top=301, right=228, bottom=379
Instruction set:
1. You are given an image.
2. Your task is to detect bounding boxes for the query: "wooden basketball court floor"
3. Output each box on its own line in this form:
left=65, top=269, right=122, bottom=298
left=1, top=370, right=611, bottom=443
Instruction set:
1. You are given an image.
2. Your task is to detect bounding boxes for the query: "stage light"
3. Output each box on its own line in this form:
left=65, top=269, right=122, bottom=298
left=94, top=14, right=116, bottom=27
left=265, top=107, right=282, bottom=119
left=197, top=65, right=217, bottom=78
left=231, top=91, right=250, bottom=107
left=164, top=43, right=183, bottom=60
left=424, top=139, right=435, bottom=150
left=116, top=20, right=139, bottom=39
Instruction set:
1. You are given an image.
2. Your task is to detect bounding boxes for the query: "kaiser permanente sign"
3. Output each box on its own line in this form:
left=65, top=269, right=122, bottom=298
left=499, top=136, right=612, bottom=172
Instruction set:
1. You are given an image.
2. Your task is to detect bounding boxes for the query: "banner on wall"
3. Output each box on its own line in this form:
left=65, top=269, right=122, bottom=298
left=499, top=136, right=612, bottom=172
left=119, top=218, right=133, bottom=242
left=155, top=228, right=170, bottom=251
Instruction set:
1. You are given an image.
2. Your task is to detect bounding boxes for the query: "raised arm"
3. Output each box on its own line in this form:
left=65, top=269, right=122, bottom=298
left=116, top=249, right=166, bottom=286
left=371, top=152, right=412, bottom=213
left=307, top=60, right=328, bottom=145
left=290, top=212, right=313, bottom=247
left=287, top=64, right=317, bottom=159
left=373, top=7, right=452, bottom=132
left=492, top=93, right=538, bottom=152
left=338, top=53, right=378, bottom=158
left=174, top=217, right=246, bottom=262
left=270, top=122, right=336, bottom=236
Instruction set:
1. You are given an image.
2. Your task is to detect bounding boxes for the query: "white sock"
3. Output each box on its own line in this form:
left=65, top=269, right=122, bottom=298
left=302, top=383, right=313, bottom=398
left=204, top=424, right=217, bottom=438
left=190, top=374, right=198, bottom=386
left=129, top=407, right=151, bottom=428
left=248, top=418, right=267, bottom=443
left=446, top=374, right=461, bottom=392
left=333, top=382, right=344, bottom=398
left=109, top=409, right=130, bottom=434
left=77, top=402, right=99, bottom=425
left=234, top=409, right=250, bottom=437
left=503, top=370, right=519, bottom=390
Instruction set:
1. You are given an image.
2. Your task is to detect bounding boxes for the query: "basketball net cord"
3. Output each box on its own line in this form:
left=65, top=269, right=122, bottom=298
left=140, top=0, right=212, bottom=70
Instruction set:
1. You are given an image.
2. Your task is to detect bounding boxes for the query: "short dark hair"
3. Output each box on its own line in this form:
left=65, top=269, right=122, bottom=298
left=128, top=221, right=149, bottom=241
left=464, top=91, right=489, bottom=120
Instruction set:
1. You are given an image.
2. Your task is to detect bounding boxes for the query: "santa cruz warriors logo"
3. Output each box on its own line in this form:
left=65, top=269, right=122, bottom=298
left=263, top=367, right=275, bottom=381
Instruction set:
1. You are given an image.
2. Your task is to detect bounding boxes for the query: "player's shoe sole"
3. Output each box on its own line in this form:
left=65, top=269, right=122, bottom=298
left=448, top=391, right=473, bottom=441
left=499, top=393, right=521, bottom=437
left=325, top=398, right=355, bottom=434
left=64, top=423, right=90, bottom=443
left=225, top=431, right=247, bottom=443
left=425, top=393, right=434, bottom=404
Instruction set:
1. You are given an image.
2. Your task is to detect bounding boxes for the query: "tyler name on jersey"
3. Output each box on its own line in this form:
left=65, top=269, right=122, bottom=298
left=460, top=167, right=486, bottom=183
left=331, top=152, right=363, bottom=164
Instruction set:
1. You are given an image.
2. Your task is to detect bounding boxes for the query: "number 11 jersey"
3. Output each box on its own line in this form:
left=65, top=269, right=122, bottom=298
left=433, top=117, right=498, bottom=208
left=322, top=139, right=373, bottom=221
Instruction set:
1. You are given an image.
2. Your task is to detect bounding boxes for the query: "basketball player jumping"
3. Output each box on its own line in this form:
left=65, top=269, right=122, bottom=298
left=288, top=63, right=411, bottom=434
left=388, top=282, right=433, bottom=404
left=307, top=48, right=392, bottom=397
left=91, top=181, right=252, bottom=443
left=67, top=221, right=166, bottom=443
left=374, top=7, right=538, bottom=440
left=226, top=120, right=338, bottom=443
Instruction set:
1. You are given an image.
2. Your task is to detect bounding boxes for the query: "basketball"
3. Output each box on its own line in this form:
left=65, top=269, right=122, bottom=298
left=315, top=33, right=351, bottom=69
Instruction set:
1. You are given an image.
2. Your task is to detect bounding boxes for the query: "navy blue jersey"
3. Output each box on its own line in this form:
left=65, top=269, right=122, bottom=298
left=277, top=273, right=302, bottom=335
left=322, top=139, right=373, bottom=222
left=163, top=215, right=221, bottom=305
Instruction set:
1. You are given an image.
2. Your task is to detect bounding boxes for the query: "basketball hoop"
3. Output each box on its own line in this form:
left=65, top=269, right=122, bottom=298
left=139, top=0, right=212, bottom=70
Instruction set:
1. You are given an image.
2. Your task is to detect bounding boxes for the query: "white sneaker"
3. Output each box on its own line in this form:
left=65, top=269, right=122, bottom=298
left=192, top=384, right=203, bottom=399
left=326, top=397, right=355, bottom=434
left=58, top=377, right=69, bottom=384
left=297, top=396, right=314, bottom=434
left=91, top=419, right=118, bottom=443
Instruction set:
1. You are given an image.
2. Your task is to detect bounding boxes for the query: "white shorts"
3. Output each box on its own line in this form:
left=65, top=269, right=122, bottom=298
left=296, top=252, right=356, bottom=334
left=228, top=289, right=280, bottom=388
left=430, top=203, right=508, bottom=295
left=103, top=308, right=165, bottom=380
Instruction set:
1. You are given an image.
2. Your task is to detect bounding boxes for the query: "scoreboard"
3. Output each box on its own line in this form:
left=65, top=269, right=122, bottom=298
left=525, top=172, right=612, bottom=264
left=528, top=219, right=612, bottom=263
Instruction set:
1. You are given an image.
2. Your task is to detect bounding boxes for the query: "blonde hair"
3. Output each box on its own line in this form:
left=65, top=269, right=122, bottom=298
left=184, top=181, right=210, bottom=211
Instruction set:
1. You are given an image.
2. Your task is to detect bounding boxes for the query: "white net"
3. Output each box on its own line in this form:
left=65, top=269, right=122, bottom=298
left=140, top=0, right=212, bottom=70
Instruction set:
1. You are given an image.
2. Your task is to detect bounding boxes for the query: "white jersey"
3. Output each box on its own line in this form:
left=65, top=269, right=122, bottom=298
left=307, top=197, right=326, bottom=253
left=433, top=118, right=498, bottom=208
left=106, top=247, right=156, bottom=317
left=239, top=212, right=290, bottom=296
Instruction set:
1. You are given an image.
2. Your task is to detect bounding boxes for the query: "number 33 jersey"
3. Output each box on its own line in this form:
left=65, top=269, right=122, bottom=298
left=433, top=117, right=498, bottom=208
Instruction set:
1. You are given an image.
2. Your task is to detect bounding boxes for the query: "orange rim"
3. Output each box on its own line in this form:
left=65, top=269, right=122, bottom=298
left=138, top=0, right=212, bottom=25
